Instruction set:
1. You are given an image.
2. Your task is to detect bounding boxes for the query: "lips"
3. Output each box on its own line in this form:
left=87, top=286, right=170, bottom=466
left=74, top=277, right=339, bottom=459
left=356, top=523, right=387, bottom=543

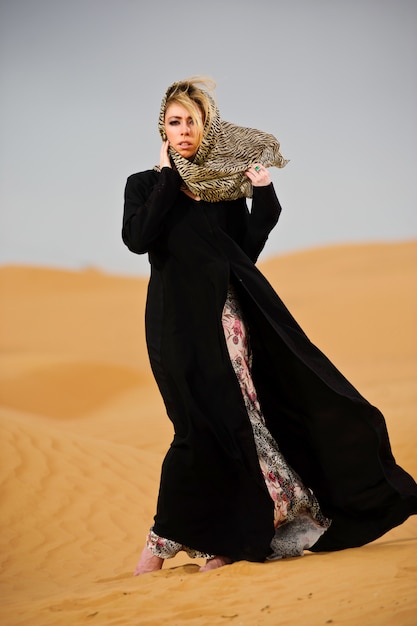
left=177, top=143, right=196, bottom=156
left=175, top=141, right=196, bottom=158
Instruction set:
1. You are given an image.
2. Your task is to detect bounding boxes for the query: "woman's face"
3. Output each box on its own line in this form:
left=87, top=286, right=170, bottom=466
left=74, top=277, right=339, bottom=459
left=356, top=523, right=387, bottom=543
left=164, top=102, right=202, bottom=159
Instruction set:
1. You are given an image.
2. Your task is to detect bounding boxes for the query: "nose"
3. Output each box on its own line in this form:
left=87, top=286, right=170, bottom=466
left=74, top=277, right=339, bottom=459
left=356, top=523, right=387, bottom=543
left=181, top=121, right=191, bottom=134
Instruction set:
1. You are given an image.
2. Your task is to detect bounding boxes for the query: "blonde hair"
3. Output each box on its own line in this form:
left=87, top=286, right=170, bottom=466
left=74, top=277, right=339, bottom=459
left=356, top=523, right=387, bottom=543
left=163, top=76, right=216, bottom=149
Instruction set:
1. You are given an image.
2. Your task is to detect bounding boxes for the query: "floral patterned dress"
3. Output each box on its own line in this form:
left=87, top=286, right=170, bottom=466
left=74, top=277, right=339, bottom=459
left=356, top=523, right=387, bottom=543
left=146, top=286, right=331, bottom=561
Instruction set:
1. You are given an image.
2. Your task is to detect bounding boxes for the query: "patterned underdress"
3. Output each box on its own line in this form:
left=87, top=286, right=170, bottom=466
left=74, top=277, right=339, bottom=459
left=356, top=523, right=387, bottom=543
left=146, top=286, right=331, bottom=561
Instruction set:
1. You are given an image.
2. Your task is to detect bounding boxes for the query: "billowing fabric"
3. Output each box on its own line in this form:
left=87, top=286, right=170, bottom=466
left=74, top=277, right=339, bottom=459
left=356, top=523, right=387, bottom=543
left=222, top=285, right=331, bottom=559
left=157, top=82, right=288, bottom=201
left=122, top=166, right=417, bottom=563
left=145, top=285, right=330, bottom=562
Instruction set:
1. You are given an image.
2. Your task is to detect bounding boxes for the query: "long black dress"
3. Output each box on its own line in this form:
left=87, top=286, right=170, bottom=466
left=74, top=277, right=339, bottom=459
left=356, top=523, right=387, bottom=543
left=122, top=166, right=417, bottom=563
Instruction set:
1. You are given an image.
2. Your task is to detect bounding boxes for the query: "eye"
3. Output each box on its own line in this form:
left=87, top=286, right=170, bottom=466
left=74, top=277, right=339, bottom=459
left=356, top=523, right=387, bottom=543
left=169, top=120, right=180, bottom=126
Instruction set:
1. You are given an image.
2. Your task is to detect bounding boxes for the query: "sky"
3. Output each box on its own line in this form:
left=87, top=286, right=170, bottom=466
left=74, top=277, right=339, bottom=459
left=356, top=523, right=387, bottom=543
left=1, top=0, right=416, bottom=276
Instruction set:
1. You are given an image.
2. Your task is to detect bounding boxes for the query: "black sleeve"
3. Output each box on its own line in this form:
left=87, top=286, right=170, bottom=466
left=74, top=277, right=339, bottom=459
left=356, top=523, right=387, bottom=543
left=242, top=183, right=282, bottom=262
left=122, top=167, right=182, bottom=254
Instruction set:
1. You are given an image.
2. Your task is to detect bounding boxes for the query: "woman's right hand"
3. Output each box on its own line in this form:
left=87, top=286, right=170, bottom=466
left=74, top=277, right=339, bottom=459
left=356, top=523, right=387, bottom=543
left=159, top=140, right=171, bottom=169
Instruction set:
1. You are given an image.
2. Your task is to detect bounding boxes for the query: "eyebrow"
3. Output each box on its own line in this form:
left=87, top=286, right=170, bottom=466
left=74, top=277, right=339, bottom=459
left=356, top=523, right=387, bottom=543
left=166, top=115, right=192, bottom=120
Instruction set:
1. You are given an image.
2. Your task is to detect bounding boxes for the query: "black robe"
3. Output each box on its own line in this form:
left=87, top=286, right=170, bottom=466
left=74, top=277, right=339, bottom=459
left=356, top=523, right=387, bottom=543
left=122, top=166, right=417, bottom=563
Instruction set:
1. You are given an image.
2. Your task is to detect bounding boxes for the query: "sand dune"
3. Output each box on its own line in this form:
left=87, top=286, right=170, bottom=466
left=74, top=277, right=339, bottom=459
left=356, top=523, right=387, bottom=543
left=1, top=241, right=416, bottom=625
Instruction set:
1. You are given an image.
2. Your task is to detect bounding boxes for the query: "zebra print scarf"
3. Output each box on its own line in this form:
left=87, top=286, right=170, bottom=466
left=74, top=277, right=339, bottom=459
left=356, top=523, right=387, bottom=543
left=157, top=85, right=288, bottom=202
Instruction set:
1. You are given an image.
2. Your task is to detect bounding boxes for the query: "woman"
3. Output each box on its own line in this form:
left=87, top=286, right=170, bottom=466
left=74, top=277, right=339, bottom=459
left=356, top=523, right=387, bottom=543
left=122, top=77, right=417, bottom=575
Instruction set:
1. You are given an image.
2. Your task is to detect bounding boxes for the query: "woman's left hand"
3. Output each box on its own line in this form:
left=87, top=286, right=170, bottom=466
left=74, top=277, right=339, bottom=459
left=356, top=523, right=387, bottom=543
left=244, top=164, right=271, bottom=187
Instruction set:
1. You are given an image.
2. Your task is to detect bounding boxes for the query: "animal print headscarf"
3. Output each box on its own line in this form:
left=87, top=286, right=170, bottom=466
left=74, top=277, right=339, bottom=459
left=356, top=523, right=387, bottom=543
left=157, top=81, right=288, bottom=202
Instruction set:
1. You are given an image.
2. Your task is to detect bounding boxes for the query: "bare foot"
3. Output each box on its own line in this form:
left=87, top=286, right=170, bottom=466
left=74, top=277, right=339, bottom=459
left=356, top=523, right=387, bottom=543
left=133, top=546, right=164, bottom=576
left=199, top=555, right=231, bottom=572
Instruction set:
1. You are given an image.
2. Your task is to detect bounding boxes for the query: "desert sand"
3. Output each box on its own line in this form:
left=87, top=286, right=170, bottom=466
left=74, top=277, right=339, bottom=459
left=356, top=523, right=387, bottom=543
left=1, top=241, right=416, bottom=626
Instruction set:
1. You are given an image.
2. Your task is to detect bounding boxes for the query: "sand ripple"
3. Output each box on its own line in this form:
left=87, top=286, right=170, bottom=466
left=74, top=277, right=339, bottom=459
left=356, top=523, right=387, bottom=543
left=1, top=243, right=416, bottom=625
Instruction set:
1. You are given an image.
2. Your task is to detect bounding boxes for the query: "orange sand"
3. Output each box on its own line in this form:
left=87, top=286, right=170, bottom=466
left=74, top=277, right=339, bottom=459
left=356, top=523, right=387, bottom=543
left=1, top=241, right=416, bottom=626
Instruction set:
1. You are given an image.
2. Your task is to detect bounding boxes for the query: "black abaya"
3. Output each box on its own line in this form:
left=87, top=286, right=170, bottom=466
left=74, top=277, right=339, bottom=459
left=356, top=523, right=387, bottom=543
left=122, top=166, right=417, bottom=562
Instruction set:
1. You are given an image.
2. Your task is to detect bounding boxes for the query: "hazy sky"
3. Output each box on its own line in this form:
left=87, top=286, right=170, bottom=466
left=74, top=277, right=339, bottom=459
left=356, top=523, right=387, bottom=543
left=1, top=0, right=416, bottom=276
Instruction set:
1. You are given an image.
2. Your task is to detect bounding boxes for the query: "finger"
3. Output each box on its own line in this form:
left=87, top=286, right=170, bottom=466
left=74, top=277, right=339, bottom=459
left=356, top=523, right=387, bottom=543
left=159, top=140, right=172, bottom=169
left=244, top=169, right=256, bottom=182
left=245, top=164, right=263, bottom=179
left=245, top=163, right=271, bottom=186
left=250, top=164, right=264, bottom=177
